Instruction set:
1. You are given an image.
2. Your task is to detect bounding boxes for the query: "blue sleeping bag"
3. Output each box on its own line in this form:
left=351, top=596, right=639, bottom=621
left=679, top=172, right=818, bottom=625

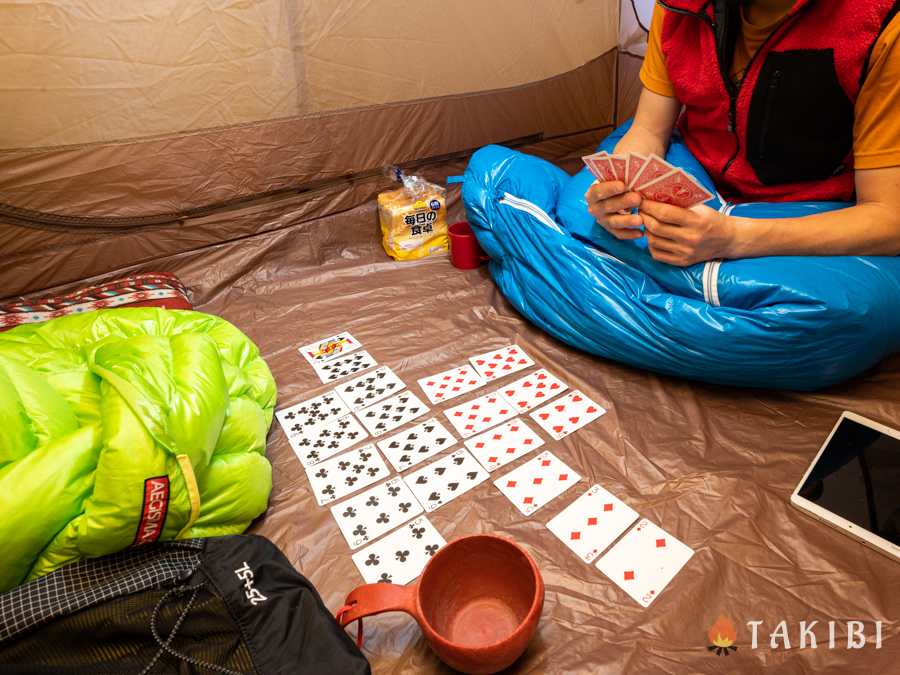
left=459, top=122, right=900, bottom=390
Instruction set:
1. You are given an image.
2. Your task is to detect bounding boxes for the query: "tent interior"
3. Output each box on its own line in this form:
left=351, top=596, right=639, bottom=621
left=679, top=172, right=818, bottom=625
left=1, top=1, right=898, bottom=673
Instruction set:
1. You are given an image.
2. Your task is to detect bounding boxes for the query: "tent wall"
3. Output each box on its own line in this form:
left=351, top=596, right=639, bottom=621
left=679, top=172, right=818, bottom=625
left=0, top=0, right=631, bottom=299
left=2, top=1, right=619, bottom=149
left=616, top=0, right=651, bottom=124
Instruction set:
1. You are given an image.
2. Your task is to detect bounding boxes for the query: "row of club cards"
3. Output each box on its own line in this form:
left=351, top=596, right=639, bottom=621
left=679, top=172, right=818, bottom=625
left=582, top=150, right=713, bottom=209
left=281, top=332, right=693, bottom=605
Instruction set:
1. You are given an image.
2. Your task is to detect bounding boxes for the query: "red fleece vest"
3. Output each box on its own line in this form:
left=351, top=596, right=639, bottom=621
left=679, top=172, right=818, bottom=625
left=659, top=0, right=899, bottom=202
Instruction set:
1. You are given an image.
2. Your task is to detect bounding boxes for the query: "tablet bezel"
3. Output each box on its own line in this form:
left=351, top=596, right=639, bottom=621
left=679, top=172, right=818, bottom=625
left=790, top=410, right=900, bottom=562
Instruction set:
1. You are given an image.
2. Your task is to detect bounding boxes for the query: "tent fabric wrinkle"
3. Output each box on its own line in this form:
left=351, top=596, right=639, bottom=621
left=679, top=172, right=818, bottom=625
left=0, top=1, right=898, bottom=672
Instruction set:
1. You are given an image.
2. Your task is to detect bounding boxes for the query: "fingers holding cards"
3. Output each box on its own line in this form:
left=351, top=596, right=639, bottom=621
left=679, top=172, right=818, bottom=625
left=584, top=150, right=713, bottom=210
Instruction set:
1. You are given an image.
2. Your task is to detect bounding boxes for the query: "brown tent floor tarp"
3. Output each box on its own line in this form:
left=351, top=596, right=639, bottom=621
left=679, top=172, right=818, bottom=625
left=146, top=183, right=900, bottom=674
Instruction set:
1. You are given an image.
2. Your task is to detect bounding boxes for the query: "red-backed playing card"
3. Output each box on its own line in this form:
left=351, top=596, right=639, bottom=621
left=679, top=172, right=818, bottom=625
left=638, top=169, right=713, bottom=209
left=630, top=154, right=675, bottom=191
left=608, top=155, right=627, bottom=183
left=582, top=152, right=617, bottom=183
left=625, top=153, right=647, bottom=189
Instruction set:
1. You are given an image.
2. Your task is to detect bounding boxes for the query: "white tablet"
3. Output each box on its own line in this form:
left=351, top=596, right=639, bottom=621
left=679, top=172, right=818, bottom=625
left=791, top=411, right=900, bottom=562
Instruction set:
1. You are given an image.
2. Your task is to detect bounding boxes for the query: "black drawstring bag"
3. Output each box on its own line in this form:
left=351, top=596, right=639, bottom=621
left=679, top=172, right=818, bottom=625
left=0, top=535, right=370, bottom=675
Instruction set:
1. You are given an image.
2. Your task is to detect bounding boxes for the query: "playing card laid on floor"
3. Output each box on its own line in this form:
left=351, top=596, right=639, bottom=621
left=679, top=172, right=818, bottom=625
left=298, top=331, right=361, bottom=366
left=464, top=418, right=545, bottom=472
left=351, top=515, right=446, bottom=585
left=417, top=364, right=486, bottom=405
left=493, top=450, right=581, bottom=516
left=357, top=390, right=428, bottom=437
left=312, top=349, right=377, bottom=383
left=275, top=391, right=350, bottom=439
left=546, top=484, right=639, bottom=564
left=595, top=518, right=694, bottom=608
left=630, top=154, right=674, bottom=191
left=289, top=413, right=369, bottom=467
left=530, top=390, right=606, bottom=441
left=330, top=476, right=423, bottom=549
left=497, top=368, right=568, bottom=413
left=469, top=344, right=535, bottom=382
left=626, top=153, right=648, bottom=189
left=376, top=417, right=456, bottom=473
left=335, top=365, right=405, bottom=411
left=403, top=448, right=489, bottom=512
left=305, top=444, right=390, bottom=506
left=582, top=152, right=617, bottom=183
left=638, top=169, right=713, bottom=209
left=443, top=392, right=516, bottom=439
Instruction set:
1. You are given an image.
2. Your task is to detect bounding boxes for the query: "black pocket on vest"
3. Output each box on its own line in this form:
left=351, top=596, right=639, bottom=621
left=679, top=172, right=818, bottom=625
left=746, top=49, right=853, bottom=185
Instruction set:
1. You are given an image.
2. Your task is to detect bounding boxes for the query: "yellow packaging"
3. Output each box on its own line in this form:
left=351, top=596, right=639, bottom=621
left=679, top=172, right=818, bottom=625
left=378, top=182, right=448, bottom=261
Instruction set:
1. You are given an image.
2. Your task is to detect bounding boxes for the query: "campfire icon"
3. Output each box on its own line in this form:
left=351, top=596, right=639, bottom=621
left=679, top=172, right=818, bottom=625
left=707, top=615, right=738, bottom=656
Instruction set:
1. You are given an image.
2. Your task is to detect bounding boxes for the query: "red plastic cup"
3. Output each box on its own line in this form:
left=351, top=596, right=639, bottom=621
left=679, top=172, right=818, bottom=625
left=448, top=221, right=489, bottom=269
left=336, top=535, right=544, bottom=674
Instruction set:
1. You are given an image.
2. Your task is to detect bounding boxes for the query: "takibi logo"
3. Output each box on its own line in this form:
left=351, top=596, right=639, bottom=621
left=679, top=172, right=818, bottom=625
left=703, top=615, right=883, bottom=653
left=707, top=615, right=739, bottom=656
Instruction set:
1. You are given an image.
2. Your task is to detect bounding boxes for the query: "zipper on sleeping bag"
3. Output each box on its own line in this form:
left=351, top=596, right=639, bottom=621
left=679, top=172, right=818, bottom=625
left=498, top=193, right=565, bottom=235
left=499, top=192, right=624, bottom=264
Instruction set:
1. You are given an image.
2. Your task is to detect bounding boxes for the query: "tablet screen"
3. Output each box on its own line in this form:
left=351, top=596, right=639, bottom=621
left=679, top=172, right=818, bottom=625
left=797, top=417, right=900, bottom=546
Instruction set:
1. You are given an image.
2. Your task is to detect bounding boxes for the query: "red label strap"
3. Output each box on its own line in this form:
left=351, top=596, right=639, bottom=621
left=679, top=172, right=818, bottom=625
left=133, top=475, right=170, bottom=546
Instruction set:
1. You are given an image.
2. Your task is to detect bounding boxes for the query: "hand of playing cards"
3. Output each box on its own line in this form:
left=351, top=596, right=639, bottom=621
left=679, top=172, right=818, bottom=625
left=583, top=151, right=713, bottom=209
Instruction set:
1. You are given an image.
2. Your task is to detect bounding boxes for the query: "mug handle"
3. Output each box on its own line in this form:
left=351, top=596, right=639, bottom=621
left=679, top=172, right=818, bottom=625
left=335, top=582, right=419, bottom=648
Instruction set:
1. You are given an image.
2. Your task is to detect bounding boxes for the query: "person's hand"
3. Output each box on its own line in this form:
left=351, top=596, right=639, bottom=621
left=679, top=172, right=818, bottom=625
left=585, top=181, right=644, bottom=240
left=639, top=201, right=737, bottom=266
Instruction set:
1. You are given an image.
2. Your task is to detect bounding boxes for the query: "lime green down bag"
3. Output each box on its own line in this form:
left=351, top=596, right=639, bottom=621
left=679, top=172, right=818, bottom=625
left=0, top=308, right=277, bottom=591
